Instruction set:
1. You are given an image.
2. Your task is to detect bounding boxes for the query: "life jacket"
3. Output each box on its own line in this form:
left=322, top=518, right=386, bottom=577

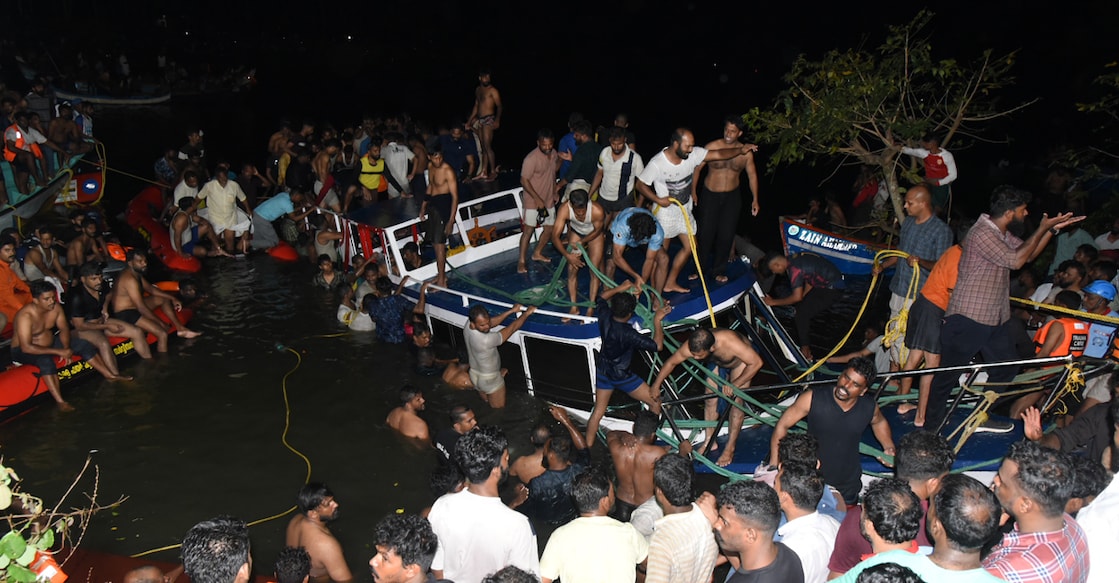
left=358, top=154, right=387, bottom=192
left=1032, top=317, right=1089, bottom=357
left=3, top=124, right=42, bottom=162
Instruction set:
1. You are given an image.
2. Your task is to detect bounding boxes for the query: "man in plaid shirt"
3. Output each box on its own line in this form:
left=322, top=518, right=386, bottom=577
left=984, top=440, right=1089, bottom=583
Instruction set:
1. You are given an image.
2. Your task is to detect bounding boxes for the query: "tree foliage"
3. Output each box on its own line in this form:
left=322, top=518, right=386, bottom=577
left=743, top=10, right=1033, bottom=219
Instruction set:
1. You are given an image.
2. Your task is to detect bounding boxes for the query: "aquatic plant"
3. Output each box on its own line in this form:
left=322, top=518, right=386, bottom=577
left=0, top=452, right=124, bottom=583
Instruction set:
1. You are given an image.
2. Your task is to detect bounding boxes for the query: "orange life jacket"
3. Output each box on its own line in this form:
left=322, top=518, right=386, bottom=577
left=1032, top=317, right=1090, bottom=357
left=3, top=124, right=43, bottom=162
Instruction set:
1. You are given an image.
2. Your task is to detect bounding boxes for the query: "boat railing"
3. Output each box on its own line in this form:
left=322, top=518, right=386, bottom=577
left=413, top=280, right=597, bottom=324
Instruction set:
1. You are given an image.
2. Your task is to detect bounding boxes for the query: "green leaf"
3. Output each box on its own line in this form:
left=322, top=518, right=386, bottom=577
left=15, top=543, right=36, bottom=566
left=0, top=554, right=11, bottom=568
left=8, top=562, right=38, bottom=583
left=0, top=531, right=27, bottom=560
left=0, top=483, right=10, bottom=510
left=35, top=530, right=54, bottom=551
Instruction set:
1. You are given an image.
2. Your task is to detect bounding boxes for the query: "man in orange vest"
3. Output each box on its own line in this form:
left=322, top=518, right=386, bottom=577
left=0, top=236, right=32, bottom=335
left=1008, top=290, right=1090, bottom=420
left=4, top=110, right=47, bottom=194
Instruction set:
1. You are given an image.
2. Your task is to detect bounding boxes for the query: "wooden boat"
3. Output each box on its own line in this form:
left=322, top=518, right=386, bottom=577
left=53, top=86, right=171, bottom=106
left=1, top=151, right=104, bottom=232
left=779, top=216, right=893, bottom=276
left=0, top=307, right=193, bottom=422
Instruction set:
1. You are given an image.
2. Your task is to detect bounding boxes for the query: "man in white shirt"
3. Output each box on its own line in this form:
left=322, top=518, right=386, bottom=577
left=644, top=453, right=718, bottom=583
left=637, top=128, right=756, bottom=294
left=774, top=462, right=840, bottom=583
left=197, top=163, right=253, bottom=254
left=590, top=126, right=645, bottom=225
left=382, top=132, right=415, bottom=199
left=1075, top=399, right=1119, bottom=583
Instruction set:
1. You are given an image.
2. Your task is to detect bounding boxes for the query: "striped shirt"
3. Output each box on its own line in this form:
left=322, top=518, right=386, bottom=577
left=946, top=214, right=1022, bottom=326
left=645, top=504, right=719, bottom=583
left=982, top=515, right=1089, bottom=583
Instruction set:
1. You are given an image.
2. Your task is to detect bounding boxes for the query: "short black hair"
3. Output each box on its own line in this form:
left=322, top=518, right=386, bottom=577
left=1004, top=439, right=1074, bottom=518
left=855, top=562, right=923, bottom=583
left=654, top=454, right=695, bottom=507
left=571, top=469, right=611, bottom=514
left=569, top=189, right=589, bottom=208
left=468, top=304, right=490, bottom=323
left=895, top=430, right=955, bottom=482
left=536, top=128, right=554, bottom=142
left=845, top=356, right=878, bottom=388
left=723, top=115, right=747, bottom=133
left=777, top=433, right=819, bottom=466
left=548, top=432, right=574, bottom=464
left=296, top=483, right=333, bottom=514
left=862, top=478, right=922, bottom=544
left=429, top=462, right=464, bottom=497
left=454, top=425, right=506, bottom=484
left=79, top=261, right=103, bottom=278
left=529, top=423, right=551, bottom=447
left=399, top=385, right=420, bottom=404
left=688, top=328, right=716, bottom=353
left=482, top=566, right=538, bottom=583
left=778, top=461, right=824, bottom=512
left=181, top=516, right=250, bottom=583
left=609, top=291, right=637, bottom=320
left=989, top=185, right=1032, bottom=218
left=29, top=280, right=56, bottom=297
left=932, top=473, right=1001, bottom=552
left=372, top=514, right=438, bottom=573
left=274, top=547, right=310, bottom=583
left=717, top=480, right=779, bottom=534
left=626, top=211, right=656, bottom=243
left=1053, top=290, right=1083, bottom=310
left=1065, top=453, right=1111, bottom=502
left=632, top=409, right=659, bottom=438
left=449, top=404, right=473, bottom=424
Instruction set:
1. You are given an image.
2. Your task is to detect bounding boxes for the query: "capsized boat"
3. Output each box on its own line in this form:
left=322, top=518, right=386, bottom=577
left=780, top=216, right=893, bottom=276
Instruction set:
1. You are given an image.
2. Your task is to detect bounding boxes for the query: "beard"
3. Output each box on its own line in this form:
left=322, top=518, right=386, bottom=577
left=675, top=146, right=689, bottom=160
left=1007, top=218, right=1027, bottom=239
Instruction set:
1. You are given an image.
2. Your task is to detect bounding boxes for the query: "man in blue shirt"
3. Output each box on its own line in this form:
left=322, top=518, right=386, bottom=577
left=438, top=123, right=478, bottom=182
left=251, top=189, right=314, bottom=250
left=608, top=207, right=668, bottom=293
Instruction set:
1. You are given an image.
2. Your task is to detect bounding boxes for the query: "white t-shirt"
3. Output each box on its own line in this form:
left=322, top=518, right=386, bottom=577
left=1078, top=473, right=1119, bottom=583
left=638, top=147, right=709, bottom=204
left=465, top=325, right=503, bottom=375
left=428, top=489, right=539, bottom=583
left=1094, top=232, right=1119, bottom=251
left=173, top=180, right=200, bottom=205
left=776, top=511, right=841, bottom=583
left=382, top=142, right=415, bottom=197
left=597, top=145, right=645, bottom=201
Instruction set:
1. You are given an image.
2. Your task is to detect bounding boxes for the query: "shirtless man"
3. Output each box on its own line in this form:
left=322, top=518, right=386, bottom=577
left=606, top=409, right=672, bottom=521
left=12, top=281, right=129, bottom=411
left=420, top=147, right=459, bottom=288
left=170, top=197, right=230, bottom=258
left=385, top=385, right=430, bottom=441
left=23, top=226, right=68, bottom=283
left=694, top=116, right=760, bottom=283
left=509, top=423, right=551, bottom=486
left=46, top=103, right=90, bottom=163
left=66, top=217, right=109, bottom=270
left=467, top=69, right=502, bottom=181
left=285, top=483, right=354, bottom=583
left=67, top=261, right=150, bottom=374
left=550, top=189, right=606, bottom=318
left=111, top=249, right=201, bottom=352
left=312, top=139, right=342, bottom=212
left=651, top=327, right=763, bottom=466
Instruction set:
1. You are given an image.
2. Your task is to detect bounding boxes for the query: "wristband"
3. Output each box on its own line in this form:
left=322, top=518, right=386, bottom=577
left=1049, top=227, right=1060, bottom=236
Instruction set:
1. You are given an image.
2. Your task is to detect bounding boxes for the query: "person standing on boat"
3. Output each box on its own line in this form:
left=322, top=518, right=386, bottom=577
left=518, top=128, right=560, bottom=274
left=759, top=251, right=846, bottom=362
left=650, top=327, right=764, bottom=467
left=589, top=126, right=645, bottom=231
left=551, top=189, right=606, bottom=318
left=464, top=303, right=536, bottom=409
left=285, top=483, right=354, bottom=583
left=585, top=280, right=672, bottom=448
left=768, top=356, right=895, bottom=505
left=925, top=186, right=1083, bottom=433
left=421, top=146, right=459, bottom=288
left=899, top=134, right=957, bottom=214
left=12, top=280, right=130, bottom=412
left=693, top=116, right=760, bottom=284
left=609, top=207, right=668, bottom=292
left=467, top=69, right=502, bottom=182
left=636, top=128, right=758, bottom=294
left=872, top=185, right=952, bottom=372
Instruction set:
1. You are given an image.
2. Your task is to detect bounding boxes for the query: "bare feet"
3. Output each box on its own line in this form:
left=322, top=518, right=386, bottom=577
left=517, top=262, right=528, bottom=274
left=687, top=273, right=700, bottom=281
left=702, top=439, right=719, bottom=453
left=57, top=401, right=75, bottom=412
left=531, top=254, right=552, bottom=264
left=715, top=274, right=729, bottom=284
left=562, top=306, right=580, bottom=323
left=107, top=374, right=134, bottom=382
left=212, top=248, right=232, bottom=258
left=585, top=307, right=594, bottom=318
left=897, top=403, right=917, bottom=415
left=177, top=329, right=202, bottom=339
left=716, top=449, right=736, bottom=467
left=663, top=283, right=689, bottom=294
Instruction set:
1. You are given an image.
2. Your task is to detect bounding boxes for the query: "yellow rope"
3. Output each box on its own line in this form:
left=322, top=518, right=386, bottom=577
left=657, top=199, right=716, bottom=327
left=1011, top=296, right=1119, bottom=326
left=879, top=251, right=920, bottom=366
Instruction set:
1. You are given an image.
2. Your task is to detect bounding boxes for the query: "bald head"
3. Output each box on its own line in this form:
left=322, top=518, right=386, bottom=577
left=670, top=128, right=696, bottom=160
left=903, top=185, right=934, bottom=220
left=124, top=566, right=165, bottom=583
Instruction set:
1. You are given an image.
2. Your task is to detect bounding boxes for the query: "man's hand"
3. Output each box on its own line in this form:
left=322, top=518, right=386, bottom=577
left=740, top=143, right=759, bottom=154
left=1041, top=212, right=1085, bottom=231
left=654, top=303, right=672, bottom=321
left=549, top=405, right=570, bottom=423
left=566, top=249, right=585, bottom=269
left=523, top=305, right=538, bottom=316
left=654, top=197, right=671, bottom=208
left=58, top=347, right=74, bottom=361
left=696, top=491, right=719, bottom=526
left=907, top=255, right=920, bottom=267
left=558, top=150, right=573, bottom=162
left=1021, top=407, right=1044, bottom=441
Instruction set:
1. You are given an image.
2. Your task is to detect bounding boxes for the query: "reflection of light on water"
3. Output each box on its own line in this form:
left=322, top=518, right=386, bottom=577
left=198, top=256, right=303, bottom=337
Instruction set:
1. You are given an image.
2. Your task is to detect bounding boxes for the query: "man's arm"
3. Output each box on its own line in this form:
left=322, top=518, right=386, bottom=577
left=651, top=345, right=689, bottom=393
left=743, top=151, right=760, bottom=215
left=550, top=405, right=587, bottom=450
left=444, top=178, right=459, bottom=237
left=1034, top=322, right=1063, bottom=358
left=582, top=203, right=606, bottom=245
left=171, top=215, right=188, bottom=255
left=550, top=205, right=578, bottom=264
left=498, top=305, right=537, bottom=342
left=1012, top=213, right=1084, bottom=268
left=1020, top=407, right=1064, bottom=450
left=703, top=143, right=758, bottom=162
left=869, top=406, right=896, bottom=464
left=588, top=167, right=604, bottom=199
left=600, top=280, right=635, bottom=301
left=636, top=180, right=668, bottom=208
left=493, top=89, right=502, bottom=127
left=764, top=285, right=805, bottom=307
left=769, top=390, right=813, bottom=465
left=612, top=244, right=642, bottom=286
left=14, top=312, right=70, bottom=359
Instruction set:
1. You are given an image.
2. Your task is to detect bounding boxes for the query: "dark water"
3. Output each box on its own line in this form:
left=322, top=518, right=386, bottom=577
left=0, top=99, right=890, bottom=574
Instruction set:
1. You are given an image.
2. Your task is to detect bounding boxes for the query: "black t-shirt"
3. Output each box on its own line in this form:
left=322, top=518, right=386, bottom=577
left=435, top=428, right=463, bottom=463
left=522, top=449, right=591, bottom=525
left=66, top=284, right=106, bottom=322
left=726, top=542, right=804, bottom=583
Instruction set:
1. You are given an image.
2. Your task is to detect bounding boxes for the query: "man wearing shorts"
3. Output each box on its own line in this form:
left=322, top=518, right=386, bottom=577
left=519, top=129, right=560, bottom=273
left=420, top=146, right=459, bottom=288
left=584, top=280, right=672, bottom=448
left=637, top=128, right=757, bottom=294
left=13, top=280, right=129, bottom=411
left=464, top=303, right=536, bottom=409
left=551, top=189, right=606, bottom=319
